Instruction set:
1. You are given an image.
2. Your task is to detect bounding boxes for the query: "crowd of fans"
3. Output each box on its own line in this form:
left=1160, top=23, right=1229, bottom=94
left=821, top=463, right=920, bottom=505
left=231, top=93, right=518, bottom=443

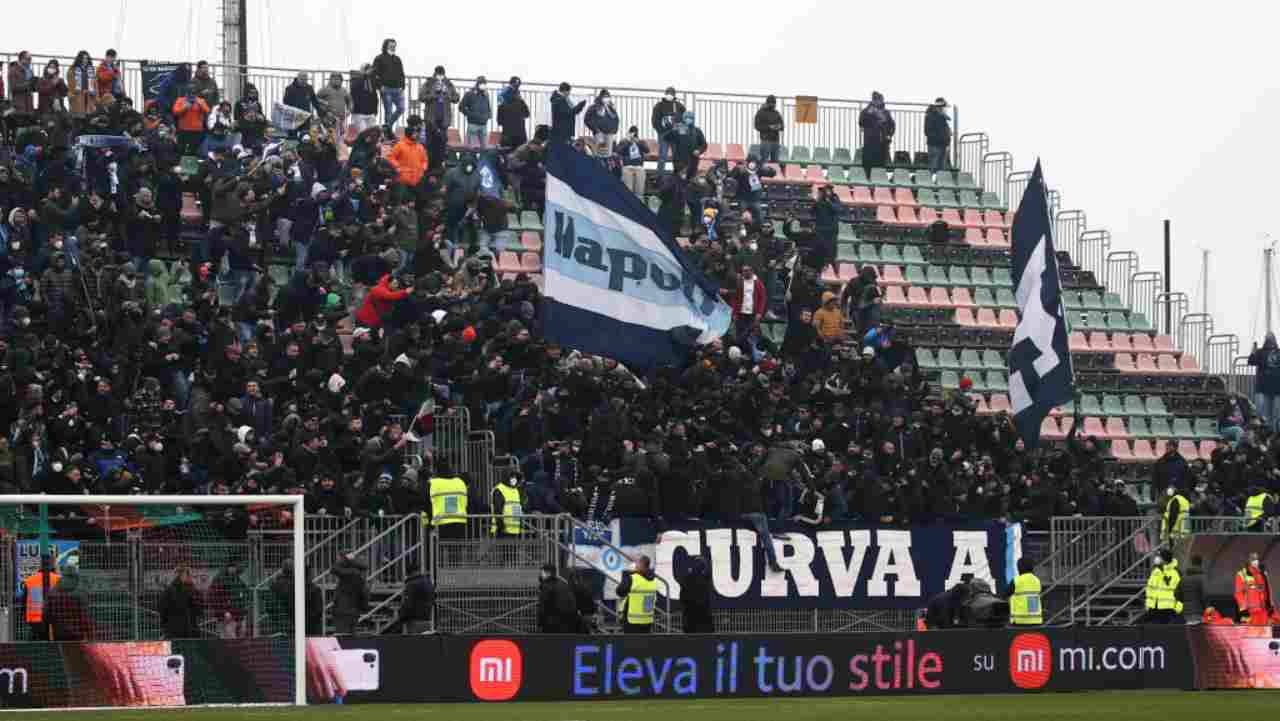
left=0, top=43, right=1267, bottom=545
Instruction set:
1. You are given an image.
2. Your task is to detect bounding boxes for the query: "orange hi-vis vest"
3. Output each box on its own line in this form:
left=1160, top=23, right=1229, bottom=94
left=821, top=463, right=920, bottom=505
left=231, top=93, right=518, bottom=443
left=23, top=571, right=61, bottom=623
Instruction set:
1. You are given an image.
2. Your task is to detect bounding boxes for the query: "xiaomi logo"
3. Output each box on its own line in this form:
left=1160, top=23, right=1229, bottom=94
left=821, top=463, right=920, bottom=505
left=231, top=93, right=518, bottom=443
left=1009, top=633, right=1052, bottom=689
left=470, top=640, right=522, bottom=701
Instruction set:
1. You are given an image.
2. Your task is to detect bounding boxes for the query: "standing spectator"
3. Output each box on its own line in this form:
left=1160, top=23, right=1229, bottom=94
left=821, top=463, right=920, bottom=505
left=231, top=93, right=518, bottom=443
left=283, top=72, right=319, bottom=115
left=66, top=51, right=97, bottom=115
left=459, top=77, right=492, bottom=150
left=925, top=97, right=952, bottom=176
left=387, top=116, right=428, bottom=192
left=316, top=73, right=352, bottom=151
left=858, top=91, right=895, bottom=176
left=372, top=39, right=406, bottom=137
left=419, top=66, right=459, bottom=170
left=190, top=60, right=220, bottom=106
left=1179, top=555, right=1207, bottom=624
left=677, top=556, right=714, bottom=633
left=355, top=273, right=413, bottom=329
left=811, top=184, right=841, bottom=274
left=536, top=565, right=579, bottom=633
left=664, top=111, right=706, bottom=181
left=650, top=87, right=685, bottom=175
left=330, top=552, right=368, bottom=635
left=392, top=569, right=434, bottom=634
left=157, top=566, right=203, bottom=639
left=207, top=561, right=250, bottom=638
left=614, top=555, right=658, bottom=634
left=1249, top=332, right=1280, bottom=432
left=497, top=77, right=530, bottom=149
left=233, top=83, right=268, bottom=151
left=727, top=264, right=766, bottom=344
left=617, top=127, right=649, bottom=198
left=172, top=92, right=211, bottom=157
left=549, top=82, right=585, bottom=145
left=348, top=65, right=379, bottom=136
left=95, top=49, right=123, bottom=109
left=584, top=89, right=619, bottom=156
left=37, top=60, right=69, bottom=115
left=730, top=156, right=776, bottom=227
left=754, top=95, right=784, bottom=165
left=7, top=52, right=35, bottom=113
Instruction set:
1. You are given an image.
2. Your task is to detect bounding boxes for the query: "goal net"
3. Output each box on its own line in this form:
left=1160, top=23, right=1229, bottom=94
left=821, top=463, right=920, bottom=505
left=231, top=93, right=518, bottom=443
left=0, top=495, right=304, bottom=709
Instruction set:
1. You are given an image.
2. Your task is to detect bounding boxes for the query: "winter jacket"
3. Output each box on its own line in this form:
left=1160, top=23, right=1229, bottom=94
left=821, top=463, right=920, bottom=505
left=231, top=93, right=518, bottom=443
left=387, top=136, right=428, bottom=187
left=95, top=61, right=122, bottom=100
left=460, top=87, right=492, bottom=125
left=728, top=275, right=767, bottom=320
left=157, top=579, right=203, bottom=638
left=859, top=104, right=896, bottom=148
left=355, top=274, right=410, bottom=327
left=617, top=138, right=650, bottom=167
left=190, top=74, right=220, bottom=105
left=650, top=98, right=686, bottom=135
left=419, top=77, right=460, bottom=131
left=371, top=52, right=405, bottom=89
left=331, top=556, right=369, bottom=619
left=37, top=74, right=68, bottom=114
left=1249, top=334, right=1280, bottom=395
left=813, top=303, right=846, bottom=341
left=754, top=104, right=784, bottom=143
left=395, top=573, right=435, bottom=628
left=172, top=96, right=210, bottom=133
left=550, top=91, right=585, bottom=143
left=282, top=81, right=319, bottom=114
left=925, top=106, right=952, bottom=147
left=316, top=81, right=352, bottom=119
left=348, top=75, right=377, bottom=117
left=584, top=100, right=619, bottom=135
left=497, top=94, right=530, bottom=145
left=66, top=63, right=96, bottom=114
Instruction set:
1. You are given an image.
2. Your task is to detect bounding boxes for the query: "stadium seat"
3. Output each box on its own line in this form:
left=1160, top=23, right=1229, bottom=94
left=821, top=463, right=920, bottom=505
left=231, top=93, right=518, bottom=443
left=955, top=308, right=978, bottom=326
left=1069, top=332, right=1090, bottom=352
left=1111, top=440, right=1133, bottom=462
left=882, top=246, right=906, bottom=267
left=789, top=145, right=811, bottom=165
left=986, top=371, right=1009, bottom=393
left=853, top=187, right=877, bottom=207
left=894, top=188, right=917, bottom=206
left=1137, top=354, right=1160, bottom=373
left=982, top=349, right=1004, bottom=369
left=937, top=190, right=960, bottom=208
left=897, top=207, right=923, bottom=226
left=496, top=251, right=523, bottom=273
left=1148, top=417, right=1174, bottom=438
left=980, top=191, right=1004, bottom=209
left=1124, top=395, right=1147, bottom=417
left=1157, top=355, right=1180, bottom=374
left=985, top=229, right=1009, bottom=248
left=927, top=266, right=951, bottom=287
left=928, top=287, right=952, bottom=307
left=1178, top=355, right=1201, bottom=373
left=833, top=148, right=854, bottom=166
left=1198, top=440, right=1217, bottom=460
left=1129, top=417, right=1152, bottom=439
left=848, top=167, right=869, bottom=186
left=1086, top=332, right=1112, bottom=352
left=1111, top=333, right=1133, bottom=352
left=1130, top=440, right=1156, bottom=462
left=870, top=168, right=892, bottom=187
left=1102, top=395, right=1126, bottom=416
left=1130, top=313, right=1152, bottom=331
left=1177, top=440, right=1199, bottom=461
left=881, top=265, right=905, bottom=284
left=876, top=205, right=898, bottom=224
left=1080, top=292, right=1104, bottom=310
left=874, top=187, right=896, bottom=206
left=941, top=209, right=964, bottom=227
left=1114, top=354, right=1136, bottom=372
left=959, top=190, right=982, bottom=209
left=703, top=143, right=725, bottom=160
left=1194, top=418, right=1219, bottom=440
left=1082, top=416, right=1108, bottom=438
left=940, top=371, right=961, bottom=390
left=974, top=308, right=999, bottom=327
left=970, top=393, right=991, bottom=415
left=811, top=147, right=833, bottom=166
left=521, top=210, right=544, bottom=231
left=1154, top=335, right=1176, bottom=352
left=991, top=268, right=1013, bottom=287
left=447, top=128, right=463, bottom=147
left=1171, top=418, right=1195, bottom=438
left=1078, top=394, right=1103, bottom=416
left=725, top=143, right=746, bottom=162
left=962, top=210, right=984, bottom=228
left=1041, top=417, right=1065, bottom=440
left=997, top=309, right=1019, bottom=328
left=828, top=167, right=849, bottom=185
left=901, top=246, right=926, bottom=265
left=951, top=288, right=974, bottom=307
left=1105, top=417, right=1131, bottom=439
left=883, top=285, right=909, bottom=305
left=989, top=394, right=1011, bottom=414
left=1130, top=333, right=1154, bottom=353
left=969, top=268, right=994, bottom=287
left=964, top=228, right=987, bottom=247
left=916, top=348, right=938, bottom=369
left=918, top=207, right=941, bottom=225
left=521, top=231, right=543, bottom=252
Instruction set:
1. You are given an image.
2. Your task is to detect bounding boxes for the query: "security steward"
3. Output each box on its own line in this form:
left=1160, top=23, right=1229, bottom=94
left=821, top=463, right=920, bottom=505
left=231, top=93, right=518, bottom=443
left=1161, top=485, right=1191, bottom=556
left=1138, top=549, right=1183, bottom=624
left=1233, top=551, right=1279, bottom=625
left=1245, top=485, right=1274, bottom=532
left=21, top=554, right=62, bottom=641
left=615, top=555, right=658, bottom=634
left=425, top=460, right=469, bottom=540
left=1008, top=557, right=1043, bottom=626
left=491, top=474, right=524, bottom=538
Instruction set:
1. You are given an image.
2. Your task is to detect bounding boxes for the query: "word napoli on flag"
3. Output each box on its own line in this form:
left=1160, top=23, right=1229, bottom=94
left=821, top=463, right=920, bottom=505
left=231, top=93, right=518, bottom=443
left=1007, top=161, right=1075, bottom=448
left=541, top=142, right=732, bottom=369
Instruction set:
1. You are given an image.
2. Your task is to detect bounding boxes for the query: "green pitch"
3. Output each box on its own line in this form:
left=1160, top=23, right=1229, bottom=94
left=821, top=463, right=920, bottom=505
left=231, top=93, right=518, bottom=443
left=9, top=690, right=1280, bottom=721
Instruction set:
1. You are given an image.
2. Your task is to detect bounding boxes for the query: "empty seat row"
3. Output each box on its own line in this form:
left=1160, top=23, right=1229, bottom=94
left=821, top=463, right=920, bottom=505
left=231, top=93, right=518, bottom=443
left=1069, top=311, right=1152, bottom=332
left=962, top=228, right=1012, bottom=248
left=1128, top=416, right=1220, bottom=440
left=918, top=347, right=1006, bottom=371
left=876, top=206, right=1012, bottom=230
left=494, top=251, right=543, bottom=274
left=1055, top=394, right=1170, bottom=418
left=1112, top=439, right=1215, bottom=463
left=1068, top=331, right=1177, bottom=354
left=939, top=370, right=1009, bottom=392
left=955, top=307, right=1021, bottom=328
left=1114, top=353, right=1201, bottom=374
left=882, top=285, right=1018, bottom=309
left=889, top=265, right=1016, bottom=290
left=1063, top=290, right=1129, bottom=312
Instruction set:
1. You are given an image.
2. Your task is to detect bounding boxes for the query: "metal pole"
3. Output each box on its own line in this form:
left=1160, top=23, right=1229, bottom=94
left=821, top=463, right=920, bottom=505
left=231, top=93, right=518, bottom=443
left=1267, top=246, right=1274, bottom=336
left=292, top=498, right=306, bottom=706
left=1163, top=220, right=1172, bottom=336
left=1200, top=248, right=1209, bottom=315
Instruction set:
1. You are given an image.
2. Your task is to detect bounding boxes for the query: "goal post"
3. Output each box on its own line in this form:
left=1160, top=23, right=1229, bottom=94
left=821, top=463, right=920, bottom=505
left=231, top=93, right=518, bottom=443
left=0, top=495, right=306, bottom=709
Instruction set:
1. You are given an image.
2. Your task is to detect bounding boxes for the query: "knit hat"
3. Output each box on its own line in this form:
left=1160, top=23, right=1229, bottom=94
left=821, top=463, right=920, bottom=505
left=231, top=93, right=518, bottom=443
left=959, top=376, right=974, bottom=390
left=462, top=326, right=477, bottom=343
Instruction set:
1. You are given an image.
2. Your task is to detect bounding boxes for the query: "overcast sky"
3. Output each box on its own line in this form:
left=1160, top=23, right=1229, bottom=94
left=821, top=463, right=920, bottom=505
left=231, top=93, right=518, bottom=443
left=9, top=0, right=1279, bottom=352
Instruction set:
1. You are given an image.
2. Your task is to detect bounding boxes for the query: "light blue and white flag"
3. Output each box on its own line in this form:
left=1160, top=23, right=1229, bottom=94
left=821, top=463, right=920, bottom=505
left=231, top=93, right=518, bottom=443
left=543, top=143, right=731, bottom=368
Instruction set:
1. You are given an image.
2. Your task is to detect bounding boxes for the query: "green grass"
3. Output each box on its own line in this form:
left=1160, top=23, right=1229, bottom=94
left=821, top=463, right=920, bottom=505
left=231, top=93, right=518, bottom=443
left=11, top=690, right=1280, bottom=721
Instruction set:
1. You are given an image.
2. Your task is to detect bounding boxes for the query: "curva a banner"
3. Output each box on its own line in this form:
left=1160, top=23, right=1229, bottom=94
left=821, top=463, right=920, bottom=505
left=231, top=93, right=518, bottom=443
left=570, top=520, right=1020, bottom=610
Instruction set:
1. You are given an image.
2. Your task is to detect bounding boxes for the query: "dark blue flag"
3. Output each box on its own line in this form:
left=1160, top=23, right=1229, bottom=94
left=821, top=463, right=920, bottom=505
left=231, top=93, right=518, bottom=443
left=477, top=150, right=502, bottom=200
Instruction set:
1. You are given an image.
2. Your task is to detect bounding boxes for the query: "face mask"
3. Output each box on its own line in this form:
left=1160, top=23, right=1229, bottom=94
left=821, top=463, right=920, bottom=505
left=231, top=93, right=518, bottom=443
left=435, top=73, right=444, bottom=80
left=152, top=442, right=164, bottom=453
left=52, top=462, right=63, bottom=472
left=665, top=94, right=674, bottom=101
left=601, top=95, right=610, bottom=102
left=1252, top=559, right=1261, bottom=568
left=19, top=318, right=30, bottom=327
left=748, top=162, right=757, bottom=172
left=478, top=83, right=486, bottom=91
left=464, top=164, right=474, bottom=174
left=52, top=241, right=63, bottom=250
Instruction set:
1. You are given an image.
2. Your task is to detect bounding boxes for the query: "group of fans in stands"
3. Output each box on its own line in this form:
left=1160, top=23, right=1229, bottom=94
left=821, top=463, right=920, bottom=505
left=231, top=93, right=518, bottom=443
left=0, top=42, right=1273, bottom=549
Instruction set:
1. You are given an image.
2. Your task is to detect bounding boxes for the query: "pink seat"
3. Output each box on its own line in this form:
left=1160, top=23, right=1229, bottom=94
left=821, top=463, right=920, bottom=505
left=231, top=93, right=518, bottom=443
left=521, top=253, right=542, bottom=271
left=1130, top=333, right=1154, bottom=352
left=725, top=144, right=746, bottom=162
left=1152, top=440, right=1169, bottom=458
left=1109, top=333, right=1132, bottom=352
left=821, top=266, right=841, bottom=285
left=918, top=207, right=940, bottom=225
left=873, top=187, right=896, bottom=206
left=970, top=393, right=990, bottom=415
left=1111, top=440, right=1133, bottom=462
left=893, top=188, right=917, bottom=206
left=906, top=286, right=930, bottom=306
left=784, top=164, right=809, bottom=182
left=1105, top=417, right=1130, bottom=439
left=1131, top=440, right=1156, bottom=462
left=1177, top=440, right=1199, bottom=462
left=964, top=228, right=986, bottom=246
left=1136, top=354, right=1158, bottom=372
left=1088, top=332, right=1114, bottom=352
left=1157, top=354, right=1179, bottom=373
left=1003, top=211, right=1015, bottom=228
left=989, top=394, right=1011, bottom=414
left=876, top=205, right=898, bottom=224
left=521, top=231, right=543, bottom=252
left=447, top=128, right=463, bottom=147
left=1113, top=353, right=1136, bottom=372
left=643, top=140, right=660, bottom=160
left=853, top=187, right=877, bottom=207
left=881, top=265, right=906, bottom=284
left=1082, top=416, right=1108, bottom=438
left=941, top=209, right=964, bottom=226
left=832, top=185, right=855, bottom=203
left=838, top=263, right=858, bottom=282
left=1069, top=332, right=1089, bottom=351
left=883, top=285, right=909, bottom=305
left=951, top=288, right=974, bottom=307
left=703, top=143, right=725, bottom=160
left=928, top=287, right=952, bottom=307
left=1041, top=417, right=1065, bottom=440
left=975, top=308, right=1000, bottom=327
left=488, top=131, right=502, bottom=147
left=962, top=209, right=984, bottom=228
left=1154, top=335, right=1176, bottom=352
left=496, top=251, right=522, bottom=273
left=897, top=207, right=923, bottom=226
left=955, top=307, right=977, bottom=326
left=1178, top=355, right=1200, bottom=373
left=803, top=165, right=825, bottom=183
left=1198, top=440, right=1216, bottom=460
left=985, top=229, right=1008, bottom=247
left=997, top=309, right=1020, bottom=328
left=983, top=210, right=1005, bottom=229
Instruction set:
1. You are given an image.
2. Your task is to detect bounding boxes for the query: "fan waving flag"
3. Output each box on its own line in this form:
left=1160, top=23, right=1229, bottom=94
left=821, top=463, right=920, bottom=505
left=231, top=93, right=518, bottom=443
left=1008, top=161, right=1075, bottom=448
left=542, top=142, right=732, bottom=369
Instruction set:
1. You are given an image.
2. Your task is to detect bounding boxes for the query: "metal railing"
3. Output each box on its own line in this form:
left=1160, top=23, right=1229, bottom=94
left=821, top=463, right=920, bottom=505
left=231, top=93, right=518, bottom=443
left=561, top=515, right=674, bottom=634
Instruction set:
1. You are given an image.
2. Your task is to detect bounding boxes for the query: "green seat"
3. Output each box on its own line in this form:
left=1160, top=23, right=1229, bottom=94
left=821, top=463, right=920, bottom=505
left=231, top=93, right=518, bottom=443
left=1194, top=418, right=1219, bottom=440
left=970, top=268, right=994, bottom=287
left=1148, top=417, right=1174, bottom=438
left=521, top=210, right=543, bottom=231
left=870, top=168, right=892, bottom=187
left=927, top=266, right=951, bottom=287
left=811, top=147, right=832, bottom=166
left=913, top=171, right=935, bottom=188
left=848, top=167, right=869, bottom=186
left=647, top=196, right=661, bottom=214
left=916, top=188, right=939, bottom=207
left=982, top=349, right=1004, bottom=369
left=959, top=190, right=981, bottom=209
left=1145, top=396, right=1170, bottom=416
left=858, top=244, right=880, bottom=263
left=1062, top=291, right=1083, bottom=310
left=980, top=191, right=1004, bottom=209
left=837, top=243, right=858, bottom=262
left=974, top=288, right=996, bottom=307
left=1129, top=417, right=1153, bottom=439
left=1124, top=395, right=1147, bottom=417
left=936, top=190, right=961, bottom=208
left=748, top=144, right=762, bottom=159
left=1171, top=418, right=1195, bottom=439
left=986, top=371, right=1009, bottom=392
left=881, top=245, right=905, bottom=266
left=957, top=171, right=979, bottom=190
left=960, top=349, right=983, bottom=368
left=1079, top=394, right=1103, bottom=416
left=892, top=170, right=914, bottom=188
left=1104, top=293, right=1127, bottom=311
left=992, top=268, right=1013, bottom=287
left=1102, top=395, right=1126, bottom=416
left=838, top=223, right=858, bottom=242
left=948, top=267, right=971, bottom=287
left=1085, top=311, right=1107, bottom=329
left=508, top=211, right=525, bottom=230
left=1106, top=312, right=1130, bottom=331
left=1130, top=313, right=1152, bottom=331
left=1079, top=291, right=1104, bottom=310
left=1058, top=400, right=1076, bottom=416
left=963, top=370, right=989, bottom=391
left=853, top=148, right=863, bottom=165
left=776, top=145, right=790, bottom=163
left=901, top=246, right=926, bottom=265
left=936, top=171, right=957, bottom=189
left=995, top=289, right=1017, bottom=308
left=937, top=348, right=962, bottom=370
left=917, top=348, right=938, bottom=369
left=904, top=264, right=927, bottom=286
left=940, top=371, right=960, bottom=390
left=827, top=166, right=848, bottom=184
left=833, top=148, right=854, bottom=166
left=790, top=145, right=811, bottom=165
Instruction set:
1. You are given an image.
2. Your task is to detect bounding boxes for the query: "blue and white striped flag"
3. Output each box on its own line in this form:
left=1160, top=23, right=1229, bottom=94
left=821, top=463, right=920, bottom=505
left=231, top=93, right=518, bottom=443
left=1008, top=161, right=1075, bottom=447
left=542, top=143, right=732, bottom=369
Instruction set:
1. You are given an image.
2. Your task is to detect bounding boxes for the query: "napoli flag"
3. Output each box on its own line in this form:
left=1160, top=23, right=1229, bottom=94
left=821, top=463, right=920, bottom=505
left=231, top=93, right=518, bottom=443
left=477, top=150, right=502, bottom=200
left=1008, top=161, right=1075, bottom=448
left=542, top=142, right=732, bottom=369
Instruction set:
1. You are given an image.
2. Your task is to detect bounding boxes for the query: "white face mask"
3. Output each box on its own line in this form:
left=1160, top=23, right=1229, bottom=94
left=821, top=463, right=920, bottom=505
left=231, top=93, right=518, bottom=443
left=1252, top=559, right=1261, bottom=568
left=477, top=83, right=486, bottom=92
left=52, top=462, right=63, bottom=472
left=151, top=442, right=164, bottom=453
left=665, top=94, right=675, bottom=101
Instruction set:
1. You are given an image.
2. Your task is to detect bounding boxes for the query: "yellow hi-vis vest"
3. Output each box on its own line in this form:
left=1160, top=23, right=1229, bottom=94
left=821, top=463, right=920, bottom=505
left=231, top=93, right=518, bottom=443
left=1246, top=492, right=1269, bottom=523
left=1009, top=572, right=1043, bottom=625
left=429, top=476, right=468, bottom=526
left=1163, top=494, right=1190, bottom=537
left=492, top=484, right=523, bottom=536
left=1145, top=564, right=1183, bottom=612
left=625, top=575, right=658, bottom=625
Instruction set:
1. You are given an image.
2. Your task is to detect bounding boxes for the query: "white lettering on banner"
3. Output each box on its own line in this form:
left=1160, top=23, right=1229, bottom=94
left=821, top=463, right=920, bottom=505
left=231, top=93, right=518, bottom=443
left=0, top=668, right=28, bottom=695
left=706, top=529, right=756, bottom=598
left=760, top=535, right=818, bottom=597
left=655, top=530, right=701, bottom=600
left=866, top=531, right=920, bottom=597
left=1016, top=649, right=1045, bottom=673
left=478, top=657, right=511, bottom=683
left=817, top=530, right=871, bottom=596
left=944, top=531, right=996, bottom=590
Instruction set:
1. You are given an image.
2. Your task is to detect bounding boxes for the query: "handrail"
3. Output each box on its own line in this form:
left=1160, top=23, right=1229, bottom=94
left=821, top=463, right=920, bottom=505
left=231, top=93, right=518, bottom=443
left=313, top=514, right=419, bottom=586
left=1090, top=551, right=1158, bottom=626
left=1038, top=516, right=1111, bottom=588
left=1044, top=517, right=1160, bottom=625
left=304, top=516, right=363, bottom=563
left=559, top=515, right=674, bottom=633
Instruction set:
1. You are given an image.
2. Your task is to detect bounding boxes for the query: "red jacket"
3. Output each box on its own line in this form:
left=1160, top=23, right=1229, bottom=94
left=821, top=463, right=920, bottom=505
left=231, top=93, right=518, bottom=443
left=727, top=275, right=767, bottom=320
left=355, top=274, right=410, bottom=327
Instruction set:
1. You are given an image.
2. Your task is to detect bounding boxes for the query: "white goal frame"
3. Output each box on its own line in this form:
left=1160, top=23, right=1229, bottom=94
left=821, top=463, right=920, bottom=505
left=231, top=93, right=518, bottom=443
left=2, top=494, right=306, bottom=708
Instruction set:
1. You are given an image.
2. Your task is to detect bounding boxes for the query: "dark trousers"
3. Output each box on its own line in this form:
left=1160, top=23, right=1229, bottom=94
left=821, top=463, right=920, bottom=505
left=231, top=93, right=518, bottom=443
left=623, top=622, right=652, bottom=634
left=333, top=613, right=357, bottom=635
left=28, top=621, right=48, bottom=641
left=1137, top=609, right=1183, bottom=625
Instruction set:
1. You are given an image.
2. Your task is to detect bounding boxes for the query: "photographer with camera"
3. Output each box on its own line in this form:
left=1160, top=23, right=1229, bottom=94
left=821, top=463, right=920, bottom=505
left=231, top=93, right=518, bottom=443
left=420, top=66, right=460, bottom=170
